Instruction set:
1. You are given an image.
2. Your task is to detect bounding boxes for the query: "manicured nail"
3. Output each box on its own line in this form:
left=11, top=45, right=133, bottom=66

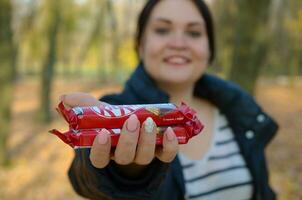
left=166, top=127, right=175, bottom=141
left=126, top=114, right=139, bottom=132
left=98, top=129, right=109, bottom=144
left=144, top=117, right=155, bottom=134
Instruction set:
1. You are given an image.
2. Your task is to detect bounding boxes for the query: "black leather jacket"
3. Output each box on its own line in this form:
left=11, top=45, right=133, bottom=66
left=68, top=64, right=278, bottom=200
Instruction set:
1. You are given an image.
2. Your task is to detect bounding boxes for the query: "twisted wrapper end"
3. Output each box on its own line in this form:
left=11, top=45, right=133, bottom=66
left=57, top=102, right=71, bottom=123
left=178, top=102, right=204, bottom=137
left=191, top=118, right=204, bottom=136
left=57, top=101, right=79, bottom=129
left=178, top=102, right=196, bottom=120
left=49, top=129, right=76, bottom=148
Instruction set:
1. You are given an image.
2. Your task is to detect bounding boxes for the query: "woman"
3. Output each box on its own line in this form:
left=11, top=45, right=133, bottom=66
left=61, top=0, right=278, bottom=199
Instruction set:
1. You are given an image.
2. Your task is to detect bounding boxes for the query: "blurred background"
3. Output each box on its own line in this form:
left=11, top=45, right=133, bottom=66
left=0, top=0, right=301, bottom=199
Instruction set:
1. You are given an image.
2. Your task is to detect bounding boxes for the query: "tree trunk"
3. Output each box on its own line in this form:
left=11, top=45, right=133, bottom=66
left=266, top=0, right=289, bottom=75
left=212, top=0, right=237, bottom=77
left=229, top=0, right=271, bottom=94
left=39, top=1, right=60, bottom=122
left=0, top=0, right=15, bottom=166
left=107, top=0, right=119, bottom=71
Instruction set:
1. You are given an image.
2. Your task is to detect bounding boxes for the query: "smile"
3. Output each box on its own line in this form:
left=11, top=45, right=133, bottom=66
left=163, top=56, right=191, bottom=65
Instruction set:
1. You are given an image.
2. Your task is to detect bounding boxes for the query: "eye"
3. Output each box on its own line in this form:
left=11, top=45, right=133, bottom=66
left=187, top=31, right=202, bottom=38
left=154, top=27, right=170, bottom=35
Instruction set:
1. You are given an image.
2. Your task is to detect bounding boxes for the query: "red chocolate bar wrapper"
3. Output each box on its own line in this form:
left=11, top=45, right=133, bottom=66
left=50, top=124, right=201, bottom=148
left=57, top=102, right=201, bottom=134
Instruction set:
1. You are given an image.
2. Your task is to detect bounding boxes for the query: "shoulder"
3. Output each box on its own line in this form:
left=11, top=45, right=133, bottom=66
left=195, top=74, right=279, bottom=146
left=194, top=74, right=256, bottom=112
left=99, top=83, right=144, bottom=105
left=100, top=92, right=134, bottom=105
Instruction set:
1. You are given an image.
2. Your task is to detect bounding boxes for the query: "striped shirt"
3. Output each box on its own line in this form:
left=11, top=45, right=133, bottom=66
left=178, top=110, right=253, bottom=200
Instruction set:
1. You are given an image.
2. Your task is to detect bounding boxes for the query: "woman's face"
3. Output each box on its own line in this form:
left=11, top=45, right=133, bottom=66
left=139, top=0, right=210, bottom=86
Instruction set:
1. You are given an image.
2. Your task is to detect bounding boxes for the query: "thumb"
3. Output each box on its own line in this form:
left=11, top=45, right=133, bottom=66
left=59, top=92, right=105, bottom=108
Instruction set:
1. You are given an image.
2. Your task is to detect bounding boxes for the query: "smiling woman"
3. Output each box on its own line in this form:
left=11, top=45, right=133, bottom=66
left=63, top=0, right=278, bottom=200
left=140, top=0, right=210, bottom=86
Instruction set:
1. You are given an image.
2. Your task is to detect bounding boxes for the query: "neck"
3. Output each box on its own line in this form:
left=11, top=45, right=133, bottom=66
left=157, top=82, right=195, bottom=106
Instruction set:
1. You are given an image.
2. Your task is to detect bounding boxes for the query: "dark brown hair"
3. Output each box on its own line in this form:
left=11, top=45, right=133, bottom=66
left=135, top=0, right=216, bottom=63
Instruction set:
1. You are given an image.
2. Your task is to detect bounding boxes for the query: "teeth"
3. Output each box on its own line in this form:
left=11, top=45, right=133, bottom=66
left=166, top=57, right=187, bottom=64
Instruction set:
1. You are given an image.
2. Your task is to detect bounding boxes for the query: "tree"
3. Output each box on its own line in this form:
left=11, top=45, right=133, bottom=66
left=38, top=0, right=61, bottom=122
left=286, top=6, right=302, bottom=85
left=266, top=0, right=288, bottom=75
left=211, top=0, right=237, bottom=76
left=106, top=0, right=119, bottom=71
left=75, top=0, right=121, bottom=81
left=228, top=0, right=271, bottom=94
left=0, top=0, right=16, bottom=165
left=77, top=0, right=106, bottom=74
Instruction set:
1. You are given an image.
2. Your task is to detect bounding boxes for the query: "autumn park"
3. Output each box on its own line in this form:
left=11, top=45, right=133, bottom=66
left=0, top=0, right=301, bottom=199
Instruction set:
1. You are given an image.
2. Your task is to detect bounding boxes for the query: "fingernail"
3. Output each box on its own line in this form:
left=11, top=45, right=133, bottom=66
left=126, top=114, right=139, bottom=132
left=98, top=129, right=109, bottom=144
left=166, top=127, right=175, bottom=141
left=144, top=117, right=155, bottom=134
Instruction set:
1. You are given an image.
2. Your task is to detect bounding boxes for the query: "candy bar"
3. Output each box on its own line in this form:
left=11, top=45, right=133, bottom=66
left=50, top=125, right=195, bottom=148
left=51, top=102, right=204, bottom=148
left=57, top=102, right=200, bottom=131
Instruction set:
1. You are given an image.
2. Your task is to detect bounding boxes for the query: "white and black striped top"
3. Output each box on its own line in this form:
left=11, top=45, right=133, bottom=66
left=179, top=110, right=253, bottom=200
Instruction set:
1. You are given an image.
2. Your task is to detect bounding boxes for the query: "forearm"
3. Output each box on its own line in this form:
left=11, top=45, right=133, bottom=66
left=112, top=162, right=152, bottom=179
left=68, top=149, right=169, bottom=200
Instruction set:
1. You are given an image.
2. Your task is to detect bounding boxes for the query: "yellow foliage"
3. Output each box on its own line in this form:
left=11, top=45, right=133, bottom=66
left=118, top=38, right=138, bottom=71
left=286, top=10, right=302, bottom=42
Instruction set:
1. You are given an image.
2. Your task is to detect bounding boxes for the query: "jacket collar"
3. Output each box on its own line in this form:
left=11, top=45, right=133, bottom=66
left=125, top=63, right=169, bottom=104
left=126, top=63, right=245, bottom=112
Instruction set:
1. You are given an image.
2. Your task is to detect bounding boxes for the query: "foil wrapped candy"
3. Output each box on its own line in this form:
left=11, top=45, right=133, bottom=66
left=50, top=102, right=204, bottom=149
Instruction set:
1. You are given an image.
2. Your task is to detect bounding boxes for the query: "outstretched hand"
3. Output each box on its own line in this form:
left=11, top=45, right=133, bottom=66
left=60, top=92, right=179, bottom=169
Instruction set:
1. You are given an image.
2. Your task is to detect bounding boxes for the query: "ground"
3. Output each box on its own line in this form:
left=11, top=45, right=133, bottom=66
left=0, top=76, right=301, bottom=200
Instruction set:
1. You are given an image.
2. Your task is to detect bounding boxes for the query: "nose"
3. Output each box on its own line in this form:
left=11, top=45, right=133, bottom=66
left=168, top=31, right=188, bottom=50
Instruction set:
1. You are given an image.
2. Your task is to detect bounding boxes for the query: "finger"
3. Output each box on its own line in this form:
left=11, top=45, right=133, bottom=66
left=134, top=117, right=157, bottom=165
left=156, top=127, right=178, bottom=163
left=89, top=129, right=111, bottom=169
left=114, top=114, right=140, bottom=165
left=59, top=92, right=104, bottom=108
